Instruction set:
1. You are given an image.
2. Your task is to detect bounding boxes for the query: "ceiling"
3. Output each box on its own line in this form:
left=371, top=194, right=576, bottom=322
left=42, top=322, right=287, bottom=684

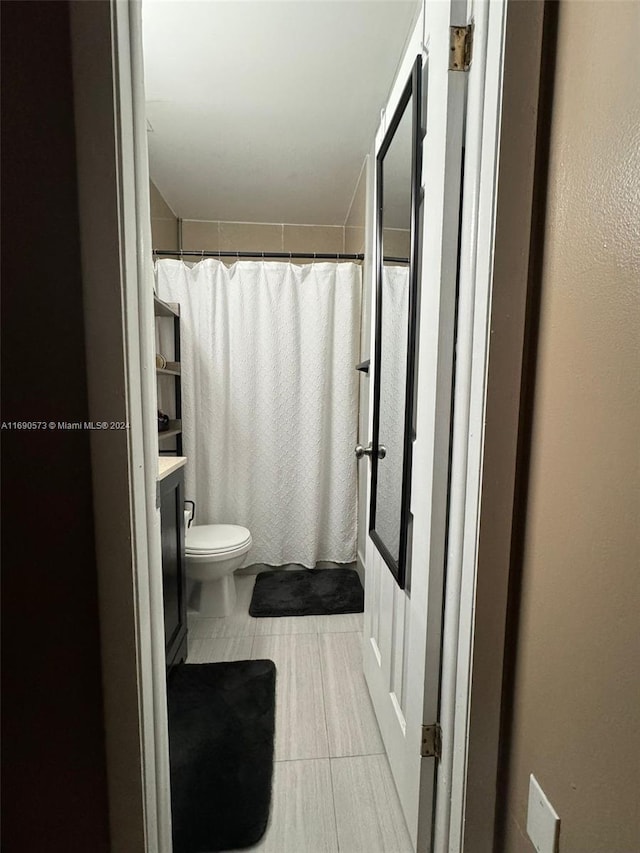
left=142, top=0, right=420, bottom=225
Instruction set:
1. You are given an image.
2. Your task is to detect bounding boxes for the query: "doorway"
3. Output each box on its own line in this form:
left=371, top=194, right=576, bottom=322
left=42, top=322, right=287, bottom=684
left=143, top=2, right=425, bottom=850
left=67, top=0, right=516, bottom=848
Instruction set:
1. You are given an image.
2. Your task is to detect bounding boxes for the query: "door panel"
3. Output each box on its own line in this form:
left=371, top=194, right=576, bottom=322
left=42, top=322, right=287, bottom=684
left=362, top=2, right=467, bottom=850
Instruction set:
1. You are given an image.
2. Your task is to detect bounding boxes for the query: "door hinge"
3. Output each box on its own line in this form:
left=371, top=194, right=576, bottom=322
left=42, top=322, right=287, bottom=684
left=156, top=482, right=161, bottom=510
left=421, top=723, right=442, bottom=759
left=449, top=24, right=474, bottom=72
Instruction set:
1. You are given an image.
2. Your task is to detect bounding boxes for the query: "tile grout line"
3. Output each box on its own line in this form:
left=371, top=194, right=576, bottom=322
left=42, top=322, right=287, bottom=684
left=329, top=749, right=385, bottom=759
left=316, top=632, right=341, bottom=852
left=316, top=633, right=332, bottom=756
left=328, top=757, right=342, bottom=852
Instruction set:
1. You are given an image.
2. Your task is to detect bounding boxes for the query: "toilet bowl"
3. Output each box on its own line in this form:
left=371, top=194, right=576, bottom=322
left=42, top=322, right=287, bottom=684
left=184, top=518, right=252, bottom=617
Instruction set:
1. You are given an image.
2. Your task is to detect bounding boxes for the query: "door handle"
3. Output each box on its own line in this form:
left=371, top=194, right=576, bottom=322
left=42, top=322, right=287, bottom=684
left=355, top=443, right=387, bottom=460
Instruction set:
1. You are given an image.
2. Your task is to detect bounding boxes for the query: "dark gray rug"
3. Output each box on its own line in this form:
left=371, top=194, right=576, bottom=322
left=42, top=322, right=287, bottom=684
left=167, top=660, right=276, bottom=852
left=249, top=568, right=364, bottom=617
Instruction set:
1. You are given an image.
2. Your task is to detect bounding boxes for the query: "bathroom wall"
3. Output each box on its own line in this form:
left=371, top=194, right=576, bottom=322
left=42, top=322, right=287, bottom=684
left=345, top=158, right=367, bottom=254
left=345, top=157, right=409, bottom=258
left=150, top=180, right=179, bottom=252
left=181, top=218, right=346, bottom=256
left=1, top=1, right=110, bottom=849
left=382, top=229, right=411, bottom=258
left=499, top=3, right=640, bottom=851
left=152, top=163, right=368, bottom=258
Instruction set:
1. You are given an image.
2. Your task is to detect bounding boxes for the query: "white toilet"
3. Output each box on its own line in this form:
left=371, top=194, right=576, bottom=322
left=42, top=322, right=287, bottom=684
left=184, top=513, right=252, bottom=617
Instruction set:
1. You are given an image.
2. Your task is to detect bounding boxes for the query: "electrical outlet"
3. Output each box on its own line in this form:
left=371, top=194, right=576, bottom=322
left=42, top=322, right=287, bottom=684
left=527, top=774, right=560, bottom=853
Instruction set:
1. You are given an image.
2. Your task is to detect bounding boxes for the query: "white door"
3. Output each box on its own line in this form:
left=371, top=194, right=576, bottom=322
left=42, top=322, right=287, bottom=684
left=362, top=3, right=468, bottom=850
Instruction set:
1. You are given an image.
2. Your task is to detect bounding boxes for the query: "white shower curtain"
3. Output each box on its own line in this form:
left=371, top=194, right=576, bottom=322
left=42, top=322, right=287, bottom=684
left=156, top=259, right=361, bottom=567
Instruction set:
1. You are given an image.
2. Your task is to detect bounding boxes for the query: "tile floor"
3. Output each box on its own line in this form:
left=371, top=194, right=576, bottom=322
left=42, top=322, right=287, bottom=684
left=186, top=574, right=413, bottom=853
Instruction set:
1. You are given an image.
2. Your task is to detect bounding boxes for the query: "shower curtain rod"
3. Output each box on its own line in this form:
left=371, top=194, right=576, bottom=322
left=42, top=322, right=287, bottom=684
left=152, top=249, right=411, bottom=264
left=153, top=249, right=364, bottom=260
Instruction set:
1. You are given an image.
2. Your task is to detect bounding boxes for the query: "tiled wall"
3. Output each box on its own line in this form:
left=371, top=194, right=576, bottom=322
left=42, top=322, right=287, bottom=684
left=150, top=181, right=179, bottom=251
left=150, top=179, right=372, bottom=259
left=382, top=228, right=410, bottom=259
left=181, top=219, right=346, bottom=256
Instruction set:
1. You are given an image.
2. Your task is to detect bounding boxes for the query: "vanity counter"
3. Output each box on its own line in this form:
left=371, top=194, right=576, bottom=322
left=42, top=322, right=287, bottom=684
left=158, top=456, right=187, bottom=481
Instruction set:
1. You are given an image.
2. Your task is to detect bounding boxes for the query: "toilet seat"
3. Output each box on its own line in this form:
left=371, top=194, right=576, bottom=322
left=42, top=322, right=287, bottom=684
left=185, top=523, right=251, bottom=557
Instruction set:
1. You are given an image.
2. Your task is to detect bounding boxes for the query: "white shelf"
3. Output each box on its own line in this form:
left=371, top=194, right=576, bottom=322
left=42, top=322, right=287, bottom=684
left=156, top=361, right=181, bottom=376
left=154, top=295, right=180, bottom=318
left=158, top=419, right=182, bottom=440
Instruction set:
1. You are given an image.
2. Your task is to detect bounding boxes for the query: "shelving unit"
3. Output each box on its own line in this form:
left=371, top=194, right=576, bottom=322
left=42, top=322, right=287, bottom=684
left=154, top=295, right=183, bottom=455
left=155, top=294, right=188, bottom=670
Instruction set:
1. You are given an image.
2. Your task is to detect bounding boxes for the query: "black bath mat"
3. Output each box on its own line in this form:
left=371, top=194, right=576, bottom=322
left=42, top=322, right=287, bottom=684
left=249, top=568, right=364, bottom=617
left=167, top=660, right=276, bottom=853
